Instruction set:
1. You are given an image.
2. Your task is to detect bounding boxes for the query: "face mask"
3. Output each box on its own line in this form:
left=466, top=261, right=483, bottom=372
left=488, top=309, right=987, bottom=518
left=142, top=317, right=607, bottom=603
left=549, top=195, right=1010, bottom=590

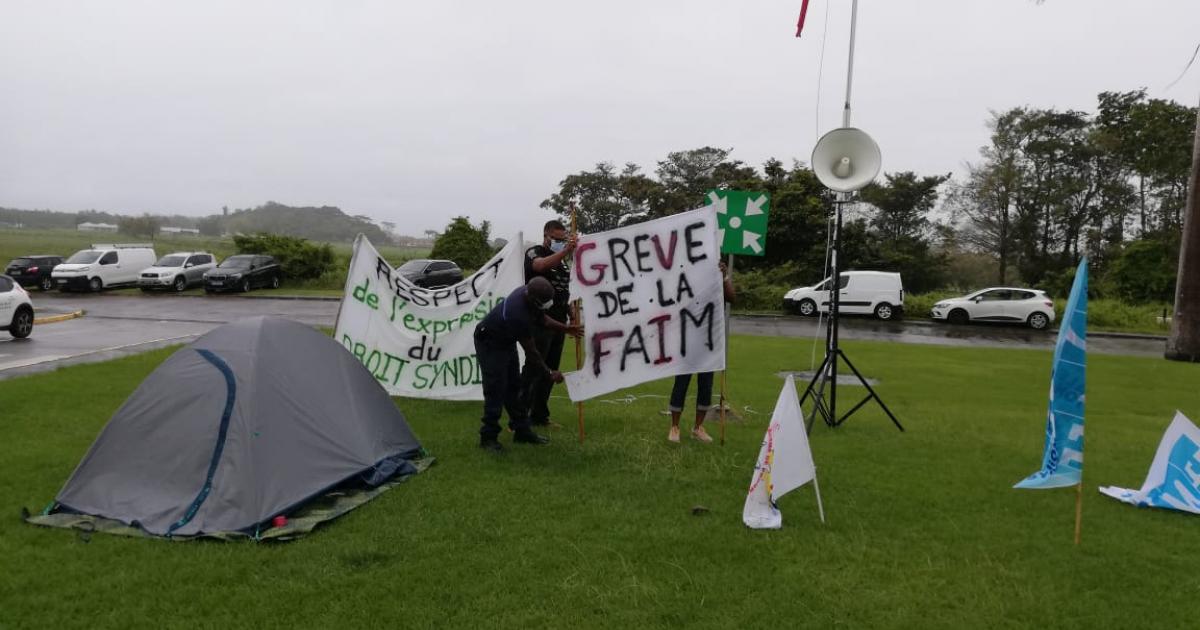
left=538, top=297, right=554, bottom=311
left=549, top=240, right=566, bottom=253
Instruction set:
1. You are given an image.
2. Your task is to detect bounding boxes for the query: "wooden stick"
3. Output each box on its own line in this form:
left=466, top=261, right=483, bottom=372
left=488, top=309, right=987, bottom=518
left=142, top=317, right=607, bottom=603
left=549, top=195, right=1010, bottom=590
left=719, top=253, right=734, bottom=446
left=1074, top=481, right=1083, bottom=545
left=571, top=205, right=585, bottom=444
left=719, top=370, right=727, bottom=446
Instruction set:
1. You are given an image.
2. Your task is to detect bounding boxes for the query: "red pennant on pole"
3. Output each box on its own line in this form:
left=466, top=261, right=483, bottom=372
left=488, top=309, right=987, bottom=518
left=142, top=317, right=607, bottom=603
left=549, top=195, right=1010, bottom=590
left=795, top=0, right=811, bottom=38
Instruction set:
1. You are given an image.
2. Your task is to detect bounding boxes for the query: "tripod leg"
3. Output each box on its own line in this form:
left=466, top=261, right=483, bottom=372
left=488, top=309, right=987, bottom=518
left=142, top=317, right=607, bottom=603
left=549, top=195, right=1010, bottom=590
left=837, top=350, right=904, bottom=431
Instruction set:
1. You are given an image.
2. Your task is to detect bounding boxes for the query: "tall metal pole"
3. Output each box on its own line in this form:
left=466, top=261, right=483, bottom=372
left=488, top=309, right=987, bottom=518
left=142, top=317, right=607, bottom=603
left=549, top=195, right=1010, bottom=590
left=1166, top=97, right=1200, bottom=362
left=842, top=0, right=860, bottom=128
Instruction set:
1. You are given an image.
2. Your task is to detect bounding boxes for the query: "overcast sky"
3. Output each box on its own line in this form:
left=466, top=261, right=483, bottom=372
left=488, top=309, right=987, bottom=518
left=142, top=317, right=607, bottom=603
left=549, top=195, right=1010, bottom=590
left=2, top=0, right=1198, bottom=238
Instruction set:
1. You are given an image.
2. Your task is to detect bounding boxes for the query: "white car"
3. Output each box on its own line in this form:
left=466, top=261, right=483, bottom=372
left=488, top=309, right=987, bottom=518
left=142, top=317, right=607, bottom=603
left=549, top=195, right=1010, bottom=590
left=0, top=274, right=34, bottom=339
left=53, top=244, right=158, bottom=292
left=930, top=287, right=1056, bottom=330
left=138, top=252, right=217, bottom=292
left=784, top=271, right=905, bottom=321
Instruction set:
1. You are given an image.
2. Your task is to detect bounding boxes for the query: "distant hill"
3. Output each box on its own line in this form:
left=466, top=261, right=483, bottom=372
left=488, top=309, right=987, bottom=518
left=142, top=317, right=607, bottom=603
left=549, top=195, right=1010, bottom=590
left=218, top=202, right=390, bottom=243
left=0, top=202, right=393, bottom=244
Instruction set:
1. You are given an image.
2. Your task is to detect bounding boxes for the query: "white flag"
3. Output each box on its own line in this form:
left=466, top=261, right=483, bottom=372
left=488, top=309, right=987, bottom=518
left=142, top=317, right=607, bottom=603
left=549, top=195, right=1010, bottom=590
left=743, top=375, right=821, bottom=529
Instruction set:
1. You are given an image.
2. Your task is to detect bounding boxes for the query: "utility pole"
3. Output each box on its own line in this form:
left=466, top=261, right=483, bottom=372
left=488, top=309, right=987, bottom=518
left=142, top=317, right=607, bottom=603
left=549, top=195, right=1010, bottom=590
left=1166, top=97, right=1200, bottom=362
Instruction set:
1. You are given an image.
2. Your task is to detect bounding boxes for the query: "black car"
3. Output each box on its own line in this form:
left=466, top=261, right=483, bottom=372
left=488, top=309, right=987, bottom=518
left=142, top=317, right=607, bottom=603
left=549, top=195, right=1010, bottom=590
left=5, top=255, right=63, bottom=291
left=398, top=259, right=463, bottom=288
left=203, top=255, right=282, bottom=293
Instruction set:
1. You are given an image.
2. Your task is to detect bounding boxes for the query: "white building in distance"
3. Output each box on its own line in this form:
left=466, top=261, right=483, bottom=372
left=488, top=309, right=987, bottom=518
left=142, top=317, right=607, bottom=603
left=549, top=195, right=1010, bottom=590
left=76, top=222, right=118, bottom=232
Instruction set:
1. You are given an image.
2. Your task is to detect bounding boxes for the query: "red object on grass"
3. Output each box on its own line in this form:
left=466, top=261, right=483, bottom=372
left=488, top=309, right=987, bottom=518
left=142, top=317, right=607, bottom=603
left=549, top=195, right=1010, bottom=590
left=273, top=515, right=287, bottom=528
left=796, top=0, right=811, bottom=38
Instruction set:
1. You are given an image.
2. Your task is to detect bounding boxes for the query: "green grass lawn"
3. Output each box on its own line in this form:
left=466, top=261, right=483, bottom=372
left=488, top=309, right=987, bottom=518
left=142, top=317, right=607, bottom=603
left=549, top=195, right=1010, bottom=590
left=1, top=337, right=1198, bottom=628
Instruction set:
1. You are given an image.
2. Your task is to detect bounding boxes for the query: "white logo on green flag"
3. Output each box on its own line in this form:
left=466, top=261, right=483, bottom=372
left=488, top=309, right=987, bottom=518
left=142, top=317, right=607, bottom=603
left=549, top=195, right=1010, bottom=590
left=709, top=190, right=769, bottom=257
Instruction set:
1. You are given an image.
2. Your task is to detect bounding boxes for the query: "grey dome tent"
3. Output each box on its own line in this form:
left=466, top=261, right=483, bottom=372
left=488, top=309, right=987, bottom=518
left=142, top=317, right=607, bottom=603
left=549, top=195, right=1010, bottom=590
left=26, top=316, right=426, bottom=540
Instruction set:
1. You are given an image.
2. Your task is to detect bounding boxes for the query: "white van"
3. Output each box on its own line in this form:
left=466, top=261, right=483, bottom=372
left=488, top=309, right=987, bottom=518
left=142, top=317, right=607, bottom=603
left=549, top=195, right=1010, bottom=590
left=783, top=271, right=904, bottom=320
left=53, top=243, right=158, bottom=292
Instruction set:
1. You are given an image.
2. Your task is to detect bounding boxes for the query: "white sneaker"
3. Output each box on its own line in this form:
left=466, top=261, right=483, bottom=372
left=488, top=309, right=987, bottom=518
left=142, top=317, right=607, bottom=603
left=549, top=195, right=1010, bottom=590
left=691, top=426, right=713, bottom=443
left=668, top=426, right=681, bottom=443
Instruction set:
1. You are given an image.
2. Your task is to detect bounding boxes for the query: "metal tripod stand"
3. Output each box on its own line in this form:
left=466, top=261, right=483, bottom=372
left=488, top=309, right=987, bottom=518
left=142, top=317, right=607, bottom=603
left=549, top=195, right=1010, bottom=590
left=799, top=196, right=904, bottom=433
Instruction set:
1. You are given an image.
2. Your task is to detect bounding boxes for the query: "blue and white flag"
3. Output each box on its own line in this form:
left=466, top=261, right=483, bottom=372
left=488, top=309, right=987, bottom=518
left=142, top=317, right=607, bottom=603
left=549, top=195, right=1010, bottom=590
left=1100, top=412, right=1200, bottom=514
left=1015, top=258, right=1087, bottom=489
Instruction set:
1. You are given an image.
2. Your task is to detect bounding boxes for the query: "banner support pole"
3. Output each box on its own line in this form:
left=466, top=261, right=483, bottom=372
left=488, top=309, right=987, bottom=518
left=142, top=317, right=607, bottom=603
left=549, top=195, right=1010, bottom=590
left=1074, top=481, right=1083, bottom=545
left=720, top=253, right=735, bottom=446
left=571, top=206, right=585, bottom=444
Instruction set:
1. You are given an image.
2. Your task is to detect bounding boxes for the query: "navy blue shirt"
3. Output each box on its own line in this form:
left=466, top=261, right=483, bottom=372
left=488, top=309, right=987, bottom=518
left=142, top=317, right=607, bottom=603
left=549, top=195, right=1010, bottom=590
left=479, top=286, right=534, bottom=344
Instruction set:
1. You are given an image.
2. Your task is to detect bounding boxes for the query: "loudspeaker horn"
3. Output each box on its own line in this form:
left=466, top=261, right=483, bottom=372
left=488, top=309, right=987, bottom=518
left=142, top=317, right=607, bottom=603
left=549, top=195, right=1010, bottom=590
left=811, top=127, right=881, bottom=192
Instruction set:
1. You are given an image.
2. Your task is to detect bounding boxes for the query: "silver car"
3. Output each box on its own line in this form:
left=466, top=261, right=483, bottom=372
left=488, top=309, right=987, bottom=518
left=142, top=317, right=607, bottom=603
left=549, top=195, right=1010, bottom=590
left=138, top=252, right=217, bottom=292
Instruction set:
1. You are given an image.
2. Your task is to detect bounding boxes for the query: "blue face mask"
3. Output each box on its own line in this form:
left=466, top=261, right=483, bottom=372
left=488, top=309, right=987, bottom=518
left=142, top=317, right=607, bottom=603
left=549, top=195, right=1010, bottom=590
left=549, top=240, right=566, bottom=253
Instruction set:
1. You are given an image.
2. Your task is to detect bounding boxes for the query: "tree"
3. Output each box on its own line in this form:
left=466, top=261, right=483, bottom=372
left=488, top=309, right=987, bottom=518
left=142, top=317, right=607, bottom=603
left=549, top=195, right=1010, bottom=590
left=1166, top=96, right=1200, bottom=362
left=118, top=214, right=161, bottom=238
left=858, top=171, right=952, bottom=294
left=860, top=171, right=950, bottom=242
left=539, top=162, right=661, bottom=233
left=430, top=217, right=493, bottom=269
left=197, top=216, right=223, bottom=237
left=654, top=147, right=758, bottom=217
left=232, top=233, right=334, bottom=280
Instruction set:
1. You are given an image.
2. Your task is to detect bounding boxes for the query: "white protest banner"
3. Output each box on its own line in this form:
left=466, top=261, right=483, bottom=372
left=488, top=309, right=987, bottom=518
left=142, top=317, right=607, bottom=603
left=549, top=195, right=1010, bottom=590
left=334, top=233, right=524, bottom=400
left=563, top=206, right=725, bottom=402
left=1099, top=411, right=1200, bottom=515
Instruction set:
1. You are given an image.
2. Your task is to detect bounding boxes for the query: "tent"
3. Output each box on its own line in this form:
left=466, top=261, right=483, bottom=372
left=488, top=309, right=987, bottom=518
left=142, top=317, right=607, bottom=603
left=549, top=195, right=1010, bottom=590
left=26, top=316, right=427, bottom=540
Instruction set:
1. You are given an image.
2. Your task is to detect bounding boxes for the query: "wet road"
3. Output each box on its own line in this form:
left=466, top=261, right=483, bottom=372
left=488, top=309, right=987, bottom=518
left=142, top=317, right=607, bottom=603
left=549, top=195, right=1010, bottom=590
left=0, top=291, right=1167, bottom=381
left=734, top=315, right=1166, bottom=357
left=1, top=292, right=340, bottom=380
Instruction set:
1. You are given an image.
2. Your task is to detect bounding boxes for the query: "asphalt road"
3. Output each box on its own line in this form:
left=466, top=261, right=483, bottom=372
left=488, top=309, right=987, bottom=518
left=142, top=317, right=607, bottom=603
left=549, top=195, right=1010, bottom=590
left=0, top=291, right=1167, bottom=381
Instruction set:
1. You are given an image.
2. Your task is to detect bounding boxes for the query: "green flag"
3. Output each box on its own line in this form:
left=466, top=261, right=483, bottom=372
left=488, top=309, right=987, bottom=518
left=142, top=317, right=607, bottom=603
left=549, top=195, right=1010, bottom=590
left=709, top=190, right=770, bottom=257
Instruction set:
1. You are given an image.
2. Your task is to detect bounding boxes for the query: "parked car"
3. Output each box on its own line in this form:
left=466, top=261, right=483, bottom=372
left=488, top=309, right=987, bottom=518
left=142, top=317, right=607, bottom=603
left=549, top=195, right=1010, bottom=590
left=930, top=287, right=1056, bottom=330
left=203, top=255, right=281, bottom=293
left=52, top=244, right=157, bottom=292
left=0, top=275, right=34, bottom=339
left=139, top=252, right=217, bottom=292
left=783, top=271, right=905, bottom=321
left=398, top=259, right=464, bottom=288
left=4, top=255, right=63, bottom=291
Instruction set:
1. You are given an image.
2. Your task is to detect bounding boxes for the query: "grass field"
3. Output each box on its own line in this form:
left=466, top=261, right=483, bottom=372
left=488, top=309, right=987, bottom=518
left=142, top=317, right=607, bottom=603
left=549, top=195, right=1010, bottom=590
left=2, top=337, right=1198, bottom=628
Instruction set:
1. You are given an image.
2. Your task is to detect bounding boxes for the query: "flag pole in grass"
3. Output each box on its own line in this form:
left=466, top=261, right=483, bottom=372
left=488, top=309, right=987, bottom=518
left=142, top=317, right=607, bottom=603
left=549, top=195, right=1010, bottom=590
left=744, top=375, right=824, bottom=528
left=1014, top=257, right=1088, bottom=545
left=570, top=205, right=585, bottom=444
left=710, top=189, right=770, bottom=445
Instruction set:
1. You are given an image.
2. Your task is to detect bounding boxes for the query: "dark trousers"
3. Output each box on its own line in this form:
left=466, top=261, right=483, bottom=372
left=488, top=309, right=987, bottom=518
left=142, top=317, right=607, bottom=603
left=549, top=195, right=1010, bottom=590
left=475, top=328, right=531, bottom=439
left=669, top=372, right=715, bottom=413
left=519, top=317, right=565, bottom=424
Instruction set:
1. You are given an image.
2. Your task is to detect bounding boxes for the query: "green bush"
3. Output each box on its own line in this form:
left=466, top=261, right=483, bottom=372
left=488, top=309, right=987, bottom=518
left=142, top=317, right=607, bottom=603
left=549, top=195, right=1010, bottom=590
left=232, top=233, right=334, bottom=281
left=1105, top=238, right=1178, bottom=303
left=730, top=263, right=805, bottom=311
left=430, top=217, right=494, bottom=269
left=903, top=291, right=960, bottom=317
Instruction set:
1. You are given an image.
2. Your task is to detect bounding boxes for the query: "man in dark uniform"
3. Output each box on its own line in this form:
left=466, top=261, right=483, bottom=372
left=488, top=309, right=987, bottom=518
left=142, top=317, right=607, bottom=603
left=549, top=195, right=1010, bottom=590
left=519, top=219, right=577, bottom=429
left=475, top=276, right=581, bottom=452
